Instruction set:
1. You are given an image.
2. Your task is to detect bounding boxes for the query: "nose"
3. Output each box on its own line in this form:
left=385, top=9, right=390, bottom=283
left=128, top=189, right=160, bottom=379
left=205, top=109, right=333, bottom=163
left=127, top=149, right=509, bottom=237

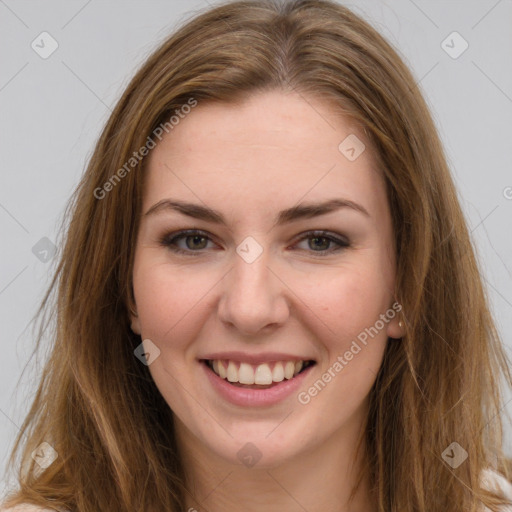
left=217, top=248, right=290, bottom=336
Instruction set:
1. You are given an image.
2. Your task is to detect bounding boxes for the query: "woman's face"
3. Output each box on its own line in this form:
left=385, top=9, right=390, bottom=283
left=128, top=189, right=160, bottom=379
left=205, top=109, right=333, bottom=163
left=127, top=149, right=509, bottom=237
left=130, top=90, right=402, bottom=468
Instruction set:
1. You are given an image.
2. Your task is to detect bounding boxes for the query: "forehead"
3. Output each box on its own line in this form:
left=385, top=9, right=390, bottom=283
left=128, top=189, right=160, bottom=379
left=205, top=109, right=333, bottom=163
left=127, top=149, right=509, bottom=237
left=143, top=90, right=387, bottom=218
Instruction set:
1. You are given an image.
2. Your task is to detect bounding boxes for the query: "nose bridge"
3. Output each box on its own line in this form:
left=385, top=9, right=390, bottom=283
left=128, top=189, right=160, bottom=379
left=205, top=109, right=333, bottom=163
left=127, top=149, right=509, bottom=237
left=233, top=249, right=271, bottom=297
left=218, top=241, right=288, bottom=334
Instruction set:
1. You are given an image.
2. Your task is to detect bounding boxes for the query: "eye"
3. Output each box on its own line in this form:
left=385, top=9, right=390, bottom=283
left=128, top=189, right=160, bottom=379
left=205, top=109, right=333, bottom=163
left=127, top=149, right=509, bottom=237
left=160, top=229, right=217, bottom=255
left=291, top=230, right=350, bottom=256
left=159, top=229, right=350, bottom=257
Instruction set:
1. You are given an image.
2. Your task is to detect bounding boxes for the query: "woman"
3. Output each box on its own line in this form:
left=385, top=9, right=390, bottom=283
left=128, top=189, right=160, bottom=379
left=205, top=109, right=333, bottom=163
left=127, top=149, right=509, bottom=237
left=2, top=1, right=512, bottom=511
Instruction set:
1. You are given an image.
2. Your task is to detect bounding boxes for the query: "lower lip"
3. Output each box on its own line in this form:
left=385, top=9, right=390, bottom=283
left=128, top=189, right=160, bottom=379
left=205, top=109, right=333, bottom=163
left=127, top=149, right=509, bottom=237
left=200, top=360, right=315, bottom=407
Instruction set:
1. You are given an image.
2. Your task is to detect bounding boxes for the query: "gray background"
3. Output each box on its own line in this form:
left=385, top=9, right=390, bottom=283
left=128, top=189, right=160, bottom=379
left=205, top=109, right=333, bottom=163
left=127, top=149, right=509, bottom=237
left=1, top=0, right=511, bottom=494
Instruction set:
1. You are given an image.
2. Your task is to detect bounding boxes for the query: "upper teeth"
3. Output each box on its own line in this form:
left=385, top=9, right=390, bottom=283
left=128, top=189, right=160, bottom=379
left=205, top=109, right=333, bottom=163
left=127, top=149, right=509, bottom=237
left=209, top=360, right=309, bottom=385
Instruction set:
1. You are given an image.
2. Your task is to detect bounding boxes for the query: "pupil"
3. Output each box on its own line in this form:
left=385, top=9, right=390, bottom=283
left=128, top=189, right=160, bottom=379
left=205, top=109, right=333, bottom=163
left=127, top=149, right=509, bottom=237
left=311, top=237, right=328, bottom=250
left=187, top=235, right=206, bottom=249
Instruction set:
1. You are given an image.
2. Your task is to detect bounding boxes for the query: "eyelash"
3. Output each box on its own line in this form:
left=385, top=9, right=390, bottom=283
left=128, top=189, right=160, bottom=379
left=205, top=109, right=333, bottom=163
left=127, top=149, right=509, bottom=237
left=159, top=229, right=350, bottom=257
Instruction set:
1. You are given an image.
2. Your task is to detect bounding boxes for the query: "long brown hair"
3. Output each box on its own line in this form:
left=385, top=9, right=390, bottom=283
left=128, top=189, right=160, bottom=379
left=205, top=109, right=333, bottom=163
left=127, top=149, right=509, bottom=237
left=3, top=1, right=511, bottom=510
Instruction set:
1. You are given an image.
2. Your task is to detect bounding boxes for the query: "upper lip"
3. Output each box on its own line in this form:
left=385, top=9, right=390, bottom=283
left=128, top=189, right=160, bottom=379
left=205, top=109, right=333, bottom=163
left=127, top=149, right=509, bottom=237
left=199, top=351, right=316, bottom=365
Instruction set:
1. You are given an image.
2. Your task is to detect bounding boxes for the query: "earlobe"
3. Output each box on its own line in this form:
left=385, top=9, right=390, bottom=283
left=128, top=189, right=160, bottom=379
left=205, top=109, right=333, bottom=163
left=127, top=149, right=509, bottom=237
left=386, top=316, right=405, bottom=340
left=397, top=319, right=405, bottom=338
left=131, top=317, right=141, bottom=335
left=386, top=296, right=405, bottom=339
left=128, top=302, right=141, bottom=335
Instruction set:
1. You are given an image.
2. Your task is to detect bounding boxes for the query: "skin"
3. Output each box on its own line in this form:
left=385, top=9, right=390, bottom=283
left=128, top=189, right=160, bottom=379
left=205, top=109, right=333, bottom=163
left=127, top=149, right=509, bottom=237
left=130, top=90, right=403, bottom=512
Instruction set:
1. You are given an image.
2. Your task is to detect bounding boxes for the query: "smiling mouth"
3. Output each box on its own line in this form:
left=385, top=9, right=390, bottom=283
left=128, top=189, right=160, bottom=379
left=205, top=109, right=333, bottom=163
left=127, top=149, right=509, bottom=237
left=201, top=359, right=316, bottom=389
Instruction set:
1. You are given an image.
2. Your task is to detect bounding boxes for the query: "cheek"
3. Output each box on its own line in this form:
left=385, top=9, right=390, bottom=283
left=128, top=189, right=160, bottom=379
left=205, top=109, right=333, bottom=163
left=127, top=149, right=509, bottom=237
left=317, top=273, right=390, bottom=395
left=313, top=265, right=392, bottom=342
left=132, top=242, right=394, bottom=354
left=308, top=267, right=392, bottom=398
left=132, top=259, right=213, bottom=345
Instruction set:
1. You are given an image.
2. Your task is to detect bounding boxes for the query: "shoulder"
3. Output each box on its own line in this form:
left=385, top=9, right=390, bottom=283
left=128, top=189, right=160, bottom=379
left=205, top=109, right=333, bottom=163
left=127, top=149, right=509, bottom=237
left=481, top=467, right=512, bottom=511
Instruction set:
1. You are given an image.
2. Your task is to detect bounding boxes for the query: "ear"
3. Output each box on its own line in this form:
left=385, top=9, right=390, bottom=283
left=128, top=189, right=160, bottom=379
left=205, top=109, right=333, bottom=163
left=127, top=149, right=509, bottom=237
left=128, top=298, right=141, bottom=335
left=385, top=302, right=405, bottom=340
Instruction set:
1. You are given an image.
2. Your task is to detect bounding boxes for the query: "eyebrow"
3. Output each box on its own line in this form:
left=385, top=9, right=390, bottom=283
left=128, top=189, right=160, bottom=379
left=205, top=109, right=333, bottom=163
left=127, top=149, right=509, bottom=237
left=144, top=198, right=370, bottom=226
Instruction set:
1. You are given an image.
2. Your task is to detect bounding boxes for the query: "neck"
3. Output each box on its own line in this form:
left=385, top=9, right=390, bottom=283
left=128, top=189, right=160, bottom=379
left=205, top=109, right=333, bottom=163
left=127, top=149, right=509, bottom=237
left=175, top=409, right=376, bottom=512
